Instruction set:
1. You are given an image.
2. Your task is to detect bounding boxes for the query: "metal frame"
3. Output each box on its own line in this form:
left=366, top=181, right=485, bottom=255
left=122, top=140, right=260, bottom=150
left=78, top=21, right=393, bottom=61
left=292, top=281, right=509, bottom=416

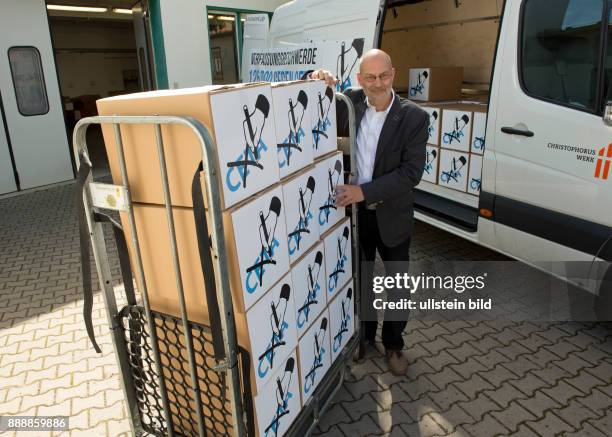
left=73, top=90, right=359, bottom=437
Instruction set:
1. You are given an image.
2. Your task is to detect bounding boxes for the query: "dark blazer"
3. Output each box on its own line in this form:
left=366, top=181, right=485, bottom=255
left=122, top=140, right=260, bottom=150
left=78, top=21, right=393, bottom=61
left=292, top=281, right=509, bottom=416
left=337, top=88, right=428, bottom=247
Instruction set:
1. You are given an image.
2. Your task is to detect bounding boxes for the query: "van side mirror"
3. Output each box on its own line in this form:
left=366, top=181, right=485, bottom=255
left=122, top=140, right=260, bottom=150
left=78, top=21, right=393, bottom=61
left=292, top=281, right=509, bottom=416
left=603, top=101, right=612, bottom=126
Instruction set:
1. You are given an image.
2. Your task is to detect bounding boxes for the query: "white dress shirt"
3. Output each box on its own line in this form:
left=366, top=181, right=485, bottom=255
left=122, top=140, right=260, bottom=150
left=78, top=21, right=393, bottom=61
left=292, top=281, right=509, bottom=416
left=355, top=91, right=395, bottom=185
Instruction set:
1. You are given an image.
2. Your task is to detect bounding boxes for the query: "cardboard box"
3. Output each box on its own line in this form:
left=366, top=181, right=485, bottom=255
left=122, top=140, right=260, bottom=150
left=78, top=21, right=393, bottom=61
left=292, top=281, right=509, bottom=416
left=254, top=349, right=301, bottom=437
left=309, top=80, right=337, bottom=158
left=467, top=154, right=483, bottom=196
left=323, top=218, right=353, bottom=300
left=247, top=274, right=298, bottom=393
left=298, top=310, right=331, bottom=404
left=313, top=152, right=345, bottom=235
left=441, top=108, right=472, bottom=153
left=272, top=81, right=315, bottom=179
left=291, top=243, right=327, bottom=338
left=282, top=167, right=320, bottom=264
left=123, top=183, right=290, bottom=319
left=229, top=185, right=290, bottom=310
left=422, top=145, right=439, bottom=184
left=422, top=106, right=441, bottom=146
left=96, top=83, right=279, bottom=210
left=408, top=67, right=463, bottom=102
left=471, top=112, right=486, bottom=155
left=328, top=280, right=355, bottom=363
left=438, top=149, right=470, bottom=192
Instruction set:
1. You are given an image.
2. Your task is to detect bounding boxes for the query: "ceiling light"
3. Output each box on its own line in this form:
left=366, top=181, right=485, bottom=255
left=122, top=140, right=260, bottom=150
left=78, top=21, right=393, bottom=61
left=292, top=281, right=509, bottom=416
left=208, top=14, right=213, bottom=19
left=113, top=8, right=133, bottom=14
left=217, top=16, right=235, bottom=21
left=47, top=4, right=108, bottom=12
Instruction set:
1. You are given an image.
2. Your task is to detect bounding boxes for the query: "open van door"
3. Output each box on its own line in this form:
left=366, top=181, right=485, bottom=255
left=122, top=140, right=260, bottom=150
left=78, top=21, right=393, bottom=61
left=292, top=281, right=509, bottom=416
left=489, top=1, right=612, bottom=275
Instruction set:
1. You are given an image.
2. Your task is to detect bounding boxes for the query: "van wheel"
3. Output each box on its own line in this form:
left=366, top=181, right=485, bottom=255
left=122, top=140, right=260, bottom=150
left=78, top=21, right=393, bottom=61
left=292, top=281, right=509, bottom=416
left=595, top=265, right=612, bottom=323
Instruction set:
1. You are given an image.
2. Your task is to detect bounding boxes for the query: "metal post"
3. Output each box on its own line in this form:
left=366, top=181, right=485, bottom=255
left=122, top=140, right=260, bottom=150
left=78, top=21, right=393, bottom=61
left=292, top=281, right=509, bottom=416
left=71, top=134, right=142, bottom=436
left=110, top=123, right=175, bottom=436
left=334, top=93, right=361, bottom=331
left=152, top=124, right=207, bottom=436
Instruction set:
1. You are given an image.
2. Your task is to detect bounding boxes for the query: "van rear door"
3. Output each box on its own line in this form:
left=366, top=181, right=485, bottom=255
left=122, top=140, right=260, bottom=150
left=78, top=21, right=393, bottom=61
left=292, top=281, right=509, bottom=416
left=488, top=0, right=612, bottom=266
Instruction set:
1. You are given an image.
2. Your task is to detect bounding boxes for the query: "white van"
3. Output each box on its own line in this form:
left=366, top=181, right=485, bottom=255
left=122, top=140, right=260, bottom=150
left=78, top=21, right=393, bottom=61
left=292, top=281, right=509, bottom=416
left=253, top=0, right=612, bottom=303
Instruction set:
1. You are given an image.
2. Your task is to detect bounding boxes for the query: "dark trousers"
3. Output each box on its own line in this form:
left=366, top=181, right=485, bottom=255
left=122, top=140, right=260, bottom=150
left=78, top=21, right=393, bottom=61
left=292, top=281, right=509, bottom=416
left=359, top=208, right=410, bottom=351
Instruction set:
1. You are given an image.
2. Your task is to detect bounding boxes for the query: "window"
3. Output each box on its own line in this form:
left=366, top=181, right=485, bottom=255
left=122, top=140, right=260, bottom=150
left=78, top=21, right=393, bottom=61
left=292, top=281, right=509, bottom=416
left=520, top=0, right=604, bottom=112
left=602, top=5, right=612, bottom=106
left=8, top=47, right=49, bottom=116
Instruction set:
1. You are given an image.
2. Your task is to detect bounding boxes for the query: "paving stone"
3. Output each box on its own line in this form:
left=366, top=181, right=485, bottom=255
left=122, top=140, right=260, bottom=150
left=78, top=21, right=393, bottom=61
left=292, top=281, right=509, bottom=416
left=542, top=380, right=588, bottom=405
left=427, top=404, right=475, bottom=434
left=400, top=413, right=448, bottom=437
left=489, top=401, right=537, bottom=433
left=449, top=357, right=489, bottom=379
left=452, top=374, right=495, bottom=400
left=338, top=412, right=381, bottom=436
left=575, top=388, right=612, bottom=416
left=315, top=402, right=350, bottom=434
left=525, top=410, right=575, bottom=436
left=562, top=421, right=608, bottom=437
left=426, top=385, right=469, bottom=412
left=460, top=413, right=510, bottom=437
left=482, top=381, right=529, bottom=409
left=553, top=398, right=599, bottom=430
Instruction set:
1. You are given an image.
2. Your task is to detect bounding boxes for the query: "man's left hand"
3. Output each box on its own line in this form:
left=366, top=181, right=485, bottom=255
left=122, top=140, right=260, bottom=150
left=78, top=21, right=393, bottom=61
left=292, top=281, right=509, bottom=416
left=335, top=184, right=364, bottom=207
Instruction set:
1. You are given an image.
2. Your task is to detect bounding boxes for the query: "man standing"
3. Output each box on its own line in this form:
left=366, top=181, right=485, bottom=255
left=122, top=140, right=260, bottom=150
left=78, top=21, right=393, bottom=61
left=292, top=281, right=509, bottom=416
left=310, top=49, right=428, bottom=375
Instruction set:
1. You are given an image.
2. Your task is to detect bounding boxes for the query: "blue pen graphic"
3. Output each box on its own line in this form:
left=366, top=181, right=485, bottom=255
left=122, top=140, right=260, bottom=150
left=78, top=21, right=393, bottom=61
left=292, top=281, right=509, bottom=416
left=328, top=226, right=349, bottom=293
left=226, top=94, right=270, bottom=190
left=278, top=90, right=308, bottom=167
left=246, top=196, right=282, bottom=291
left=319, top=160, right=342, bottom=226
left=304, top=317, right=328, bottom=394
left=333, top=287, right=353, bottom=353
left=258, top=283, right=291, bottom=378
left=297, top=251, right=323, bottom=329
left=264, top=357, right=295, bottom=436
left=288, top=176, right=315, bottom=254
left=312, top=87, right=334, bottom=150
left=336, top=39, right=364, bottom=92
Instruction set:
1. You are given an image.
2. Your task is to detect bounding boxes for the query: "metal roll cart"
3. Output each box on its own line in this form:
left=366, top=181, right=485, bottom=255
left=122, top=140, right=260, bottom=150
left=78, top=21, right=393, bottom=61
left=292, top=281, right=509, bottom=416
left=74, top=93, right=361, bottom=436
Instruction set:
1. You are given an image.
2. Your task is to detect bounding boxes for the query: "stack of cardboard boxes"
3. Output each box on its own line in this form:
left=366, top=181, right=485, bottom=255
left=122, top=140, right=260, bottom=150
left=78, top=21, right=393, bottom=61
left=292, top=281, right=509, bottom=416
left=96, top=79, right=355, bottom=437
left=408, top=68, right=487, bottom=196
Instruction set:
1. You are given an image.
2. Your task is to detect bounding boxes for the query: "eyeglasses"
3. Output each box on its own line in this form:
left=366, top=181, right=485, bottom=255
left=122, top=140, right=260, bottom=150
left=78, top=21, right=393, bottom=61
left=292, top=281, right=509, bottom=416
left=360, top=70, right=393, bottom=83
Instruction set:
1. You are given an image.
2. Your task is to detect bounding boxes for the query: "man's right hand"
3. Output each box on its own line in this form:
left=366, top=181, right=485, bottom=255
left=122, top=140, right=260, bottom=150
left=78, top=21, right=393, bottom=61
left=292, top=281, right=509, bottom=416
left=309, top=69, right=338, bottom=88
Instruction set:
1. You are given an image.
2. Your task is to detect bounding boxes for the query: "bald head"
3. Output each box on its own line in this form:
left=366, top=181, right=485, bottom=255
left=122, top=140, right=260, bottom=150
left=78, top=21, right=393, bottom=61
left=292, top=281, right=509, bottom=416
left=359, top=49, right=392, bottom=73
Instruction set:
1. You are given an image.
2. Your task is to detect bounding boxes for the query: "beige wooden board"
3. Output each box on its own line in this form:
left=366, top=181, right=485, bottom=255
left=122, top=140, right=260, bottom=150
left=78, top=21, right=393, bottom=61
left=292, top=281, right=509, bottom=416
left=382, top=20, right=500, bottom=89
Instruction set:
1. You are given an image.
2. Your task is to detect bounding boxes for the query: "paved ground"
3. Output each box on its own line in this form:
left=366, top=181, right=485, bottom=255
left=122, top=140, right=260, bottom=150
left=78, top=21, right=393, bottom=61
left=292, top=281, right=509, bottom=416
left=1, top=182, right=611, bottom=436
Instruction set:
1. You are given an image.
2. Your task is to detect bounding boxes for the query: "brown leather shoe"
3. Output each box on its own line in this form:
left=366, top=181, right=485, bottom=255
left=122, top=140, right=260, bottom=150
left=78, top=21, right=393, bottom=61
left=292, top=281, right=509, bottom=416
left=386, top=349, right=408, bottom=376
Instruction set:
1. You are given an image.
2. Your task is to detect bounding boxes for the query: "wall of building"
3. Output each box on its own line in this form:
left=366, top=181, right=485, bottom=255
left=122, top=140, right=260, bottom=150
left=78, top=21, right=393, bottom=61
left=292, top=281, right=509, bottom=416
left=50, top=20, right=139, bottom=99
left=159, top=0, right=288, bottom=88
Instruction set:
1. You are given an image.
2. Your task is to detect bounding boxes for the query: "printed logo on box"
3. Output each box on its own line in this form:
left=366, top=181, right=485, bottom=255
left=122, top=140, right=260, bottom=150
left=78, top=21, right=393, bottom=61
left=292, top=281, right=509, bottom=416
left=471, top=112, right=486, bottom=154
left=233, top=187, right=290, bottom=309
left=409, top=69, right=429, bottom=99
left=438, top=150, right=469, bottom=192
left=286, top=175, right=317, bottom=260
left=301, top=316, right=329, bottom=398
left=325, top=223, right=351, bottom=296
left=442, top=113, right=470, bottom=148
left=274, top=85, right=314, bottom=177
left=317, top=157, right=344, bottom=229
left=423, top=147, right=438, bottom=183
left=212, top=87, right=279, bottom=208
left=226, top=94, right=272, bottom=192
left=426, top=109, right=439, bottom=144
left=254, top=351, right=300, bottom=437
left=310, top=82, right=337, bottom=156
left=336, top=39, right=364, bottom=91
left=331, top=284, right=354, bottom=359
left=247, top=279, right=298, bottom=391
left=292, top=245, right=326, bottom=336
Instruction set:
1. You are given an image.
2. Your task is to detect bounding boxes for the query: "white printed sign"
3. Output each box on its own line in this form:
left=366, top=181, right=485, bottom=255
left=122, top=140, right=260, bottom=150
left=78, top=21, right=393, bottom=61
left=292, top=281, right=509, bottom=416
left=471, top=112, right=486, bottom=155
left=246, top=39, right=365, bottom=92
left=273, top=82, right=314, bottom=179
left=468, top=154, right=483, bottom=196
left=438, top=149, right=470, bottom=192
left=291, top=243, right=327, bottom=338
left=328, top=281, right=355, bottom=363
left=211, top=84, right=280, bottom=209
left=309, top=80, right=337, bottom=158
left=422, top=146, right=439, bottom=184
left=231, top=186, right=290, bottom=310
left=422, top=106, right=440, bottom=146
left=282, top=169, right=320, bottom=264
left=441, top=109, right=472, bottom=153
left=298, top=311, right=331, bottom=403
left=313, top=152, right=345, bottom=234
left=247, top=275, right=298, bottom=393
left=408, top=68, right=430, bottom=101
left=254, top=350, right=301, bottom=437
left=323, top=218, right=352, bottom=299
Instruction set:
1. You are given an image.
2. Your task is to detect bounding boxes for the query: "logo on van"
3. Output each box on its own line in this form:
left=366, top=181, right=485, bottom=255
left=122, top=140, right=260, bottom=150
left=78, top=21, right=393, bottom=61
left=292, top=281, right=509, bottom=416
left=594, top=143, right=611, bottom=180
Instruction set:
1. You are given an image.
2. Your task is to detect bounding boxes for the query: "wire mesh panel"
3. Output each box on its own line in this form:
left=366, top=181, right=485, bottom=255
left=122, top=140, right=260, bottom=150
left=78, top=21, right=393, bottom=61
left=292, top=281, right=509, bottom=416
left=120, top=305, right=240, bottom=436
